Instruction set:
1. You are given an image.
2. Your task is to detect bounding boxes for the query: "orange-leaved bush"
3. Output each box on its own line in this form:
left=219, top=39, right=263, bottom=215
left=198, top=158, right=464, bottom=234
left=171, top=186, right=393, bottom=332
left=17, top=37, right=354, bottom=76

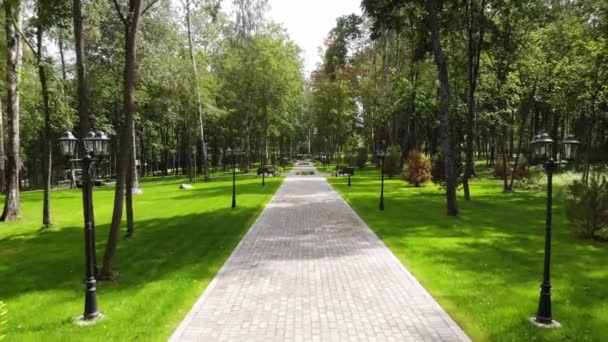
left=404, top=150, right=431, bottom=187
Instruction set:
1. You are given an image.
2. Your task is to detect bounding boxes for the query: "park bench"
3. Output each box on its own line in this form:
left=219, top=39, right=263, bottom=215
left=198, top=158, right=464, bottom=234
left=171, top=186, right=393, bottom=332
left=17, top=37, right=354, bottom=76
left=337, top=167, right=355, bottom=176
left=257, top=166, right=276, bottom=176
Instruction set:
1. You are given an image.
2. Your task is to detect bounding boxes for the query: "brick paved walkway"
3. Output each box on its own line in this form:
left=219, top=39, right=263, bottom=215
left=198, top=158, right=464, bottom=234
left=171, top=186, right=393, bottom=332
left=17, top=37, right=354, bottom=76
left=169, top=162, right=470, bottom=342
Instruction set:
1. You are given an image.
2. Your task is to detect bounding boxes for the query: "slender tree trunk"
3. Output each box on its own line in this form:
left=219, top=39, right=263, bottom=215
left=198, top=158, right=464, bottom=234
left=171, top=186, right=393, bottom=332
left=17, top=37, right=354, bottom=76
left=58, top=31, right=67, bottom=82
left=501, top=131, right=509, bottom=192
left=36, top=20, right=52, bottom=228
left=428, top=0, right=459, bottom=216
left=130, top=122, right=139, bottom=190
left=185, top=0, right=210, bottom=181
left=101, top=0, right=144, bottom=279
left=125, top=152, right=135, bottom=237
left=509, top=92, right=533, bottom=191
left=583, top=107, right=595, bottom=184
left=2, top=0, right=23, bottom=221
left=73, top=0, right=97, bottom=272
left=463, top=0, right=485, bottom=201
left=0, top=90, right=5, bottom=194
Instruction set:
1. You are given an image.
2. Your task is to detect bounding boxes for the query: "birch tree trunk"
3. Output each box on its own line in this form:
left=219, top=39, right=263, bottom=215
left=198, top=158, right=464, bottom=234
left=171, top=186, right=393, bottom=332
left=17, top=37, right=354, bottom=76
left=185, top=0, right=210, bottom=181
left=37, top=19, right=53, bottom=228
left=2, top=0, right=23, bottom=221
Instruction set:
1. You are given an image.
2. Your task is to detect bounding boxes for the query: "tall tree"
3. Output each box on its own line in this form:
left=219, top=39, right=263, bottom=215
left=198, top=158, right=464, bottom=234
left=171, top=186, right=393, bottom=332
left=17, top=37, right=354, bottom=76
left=462, top=0, right=488, bottom=201
left=183, top=0, right=215, bottom=182
left=2, top=0, right=23, bottom=221
left=428, top=0, right=459, bottom=216
left=101, top=0, right=157, bottom=278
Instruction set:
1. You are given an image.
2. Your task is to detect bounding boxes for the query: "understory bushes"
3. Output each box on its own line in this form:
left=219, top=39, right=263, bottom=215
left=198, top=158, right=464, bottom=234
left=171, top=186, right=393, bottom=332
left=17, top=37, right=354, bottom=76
left=383, top=145, right=402, bottom=177
left=431, top=151, right=463, bottom=189
left=356, top=148, right=368, bottom=169
left=493, top=159, right=532, bottom=180
left=404, top=150, right=431, bottom=187
left=565, top=172, right=608, bottom=240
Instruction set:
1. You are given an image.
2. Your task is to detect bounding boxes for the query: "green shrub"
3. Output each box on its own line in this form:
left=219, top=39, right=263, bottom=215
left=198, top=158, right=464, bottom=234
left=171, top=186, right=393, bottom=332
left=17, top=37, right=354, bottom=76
left=356, top=148, right=368, bottom=169
left=564, top=172, right=608, bottom=240
left=431, top=151, right=463, bottom=189
left=383, top=145, right=402, bottom=178
left=0, top=301, right=6, bottom=341
left=404, top=150, right=431, bottom=187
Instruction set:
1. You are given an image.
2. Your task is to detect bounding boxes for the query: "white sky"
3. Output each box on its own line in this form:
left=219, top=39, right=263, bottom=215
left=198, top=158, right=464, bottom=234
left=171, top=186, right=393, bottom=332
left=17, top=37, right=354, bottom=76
left=267, top=0, right=362, bottom=75
left=223, top=0, right=362, bottom=76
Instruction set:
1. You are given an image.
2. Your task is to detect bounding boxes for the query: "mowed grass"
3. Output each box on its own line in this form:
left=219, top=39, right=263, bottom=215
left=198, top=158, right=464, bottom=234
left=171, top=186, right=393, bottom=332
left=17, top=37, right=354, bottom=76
left=0, top=174, right=282, bottom=341
left=328, top=166, right=608, bottom=342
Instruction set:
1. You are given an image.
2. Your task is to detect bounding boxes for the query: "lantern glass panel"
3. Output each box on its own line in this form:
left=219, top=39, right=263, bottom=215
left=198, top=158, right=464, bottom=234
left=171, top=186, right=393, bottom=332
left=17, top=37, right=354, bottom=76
left=83, top=131, right=96, bottom=152
left=61, top=140, right=76, bottom=157
left=563, top=144, right=572, bottom=160
left=94, top=131, right=110, bottom=157
left=59, top=131, right=78, bottom=158
left=531, top=133, right=554, bottom=161
left=561, top=136, right=580, bottom=161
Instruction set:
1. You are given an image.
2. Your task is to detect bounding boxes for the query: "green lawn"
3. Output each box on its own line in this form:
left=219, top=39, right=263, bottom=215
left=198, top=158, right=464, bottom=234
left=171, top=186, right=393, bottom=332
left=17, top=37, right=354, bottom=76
left=0, top=174, right=282, bottom=341
left=328, top=166, right=607, bottom=342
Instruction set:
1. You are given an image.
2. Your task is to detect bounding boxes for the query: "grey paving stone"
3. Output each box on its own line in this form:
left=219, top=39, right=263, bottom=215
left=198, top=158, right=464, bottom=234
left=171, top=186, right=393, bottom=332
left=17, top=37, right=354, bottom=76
left=168, top=162, right=471, bottom=342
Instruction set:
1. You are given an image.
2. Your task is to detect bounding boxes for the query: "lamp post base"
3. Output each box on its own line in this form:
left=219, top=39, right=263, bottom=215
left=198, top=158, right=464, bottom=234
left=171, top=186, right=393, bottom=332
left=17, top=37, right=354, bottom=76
left=529, top=317, right=561, bottom=329
left=74, top=313, right=104, bottom=326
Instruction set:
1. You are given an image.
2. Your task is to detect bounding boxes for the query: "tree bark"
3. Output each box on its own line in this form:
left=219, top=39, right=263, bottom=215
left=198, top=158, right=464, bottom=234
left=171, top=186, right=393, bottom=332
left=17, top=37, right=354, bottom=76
left=101, top=0, right=144, bottom=279
left=428, top=0, right=459, bottom=216
left=36, top=17, right=53, bottom=228
left=2, top=0, right=23, bottom=221
left=185, top=0, right=210, bottom=181
left=0, top=88, right=5, bottom=194
left=463, top=0, right=486, bottom=201
left=58, top=30, right=67, bottom=82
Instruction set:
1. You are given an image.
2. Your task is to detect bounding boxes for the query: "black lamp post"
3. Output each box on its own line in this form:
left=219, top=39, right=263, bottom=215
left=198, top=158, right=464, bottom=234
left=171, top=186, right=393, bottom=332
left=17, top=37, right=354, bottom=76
left=59, top=130, right=110, bottom=321
left=346, top=153, right=351, bottom=187
left=261, top=150, right=266, bottom=187
left=226, top=147, right=241, bottom=208
left=530, top=132, right=579, bottom=327
left=376, top=147, right=388, bottom=211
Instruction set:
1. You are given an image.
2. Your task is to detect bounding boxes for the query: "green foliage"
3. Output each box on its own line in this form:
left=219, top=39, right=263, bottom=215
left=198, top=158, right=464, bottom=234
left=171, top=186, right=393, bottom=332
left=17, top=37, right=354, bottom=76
left=383, top=145, right=402, bottom=178
left=431, top=152, right=462, bottom=190
left=404, top=150, right=431, bottom=187
left=565, top=172, right=608, bottom=240
left=356, top=148, right=368, bottom=169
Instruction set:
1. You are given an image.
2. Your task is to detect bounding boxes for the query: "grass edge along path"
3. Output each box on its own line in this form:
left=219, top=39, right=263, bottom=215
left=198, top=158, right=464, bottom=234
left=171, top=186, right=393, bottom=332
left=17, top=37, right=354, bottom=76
left=328, top=166, right=608, bottom=342
left=0, top=175, right=283, bottom=341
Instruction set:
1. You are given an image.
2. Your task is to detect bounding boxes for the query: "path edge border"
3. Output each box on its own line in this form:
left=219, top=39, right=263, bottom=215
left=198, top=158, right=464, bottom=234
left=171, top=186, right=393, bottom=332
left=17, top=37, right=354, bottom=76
left=167, top=178, right=285, bottom=342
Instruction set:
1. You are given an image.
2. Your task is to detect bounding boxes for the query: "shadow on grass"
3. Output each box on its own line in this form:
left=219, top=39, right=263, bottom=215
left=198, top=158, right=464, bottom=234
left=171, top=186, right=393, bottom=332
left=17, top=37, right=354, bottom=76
left=0, top=207, right=256, bottom=300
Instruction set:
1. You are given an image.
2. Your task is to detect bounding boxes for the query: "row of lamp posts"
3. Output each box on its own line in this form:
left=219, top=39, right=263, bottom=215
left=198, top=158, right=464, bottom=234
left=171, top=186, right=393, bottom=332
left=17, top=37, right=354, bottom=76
left=58, top=128, right=578, bottom=327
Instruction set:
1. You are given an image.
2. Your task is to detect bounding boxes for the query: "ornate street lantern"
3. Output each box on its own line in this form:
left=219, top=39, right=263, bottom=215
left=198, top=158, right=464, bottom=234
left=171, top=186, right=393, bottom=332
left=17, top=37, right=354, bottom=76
left=561, top=135, right=580, bottom=161
left=94, top=131, right=111, bottom=157
left=59, top=131, right=78, bottom=158
left=531, top=133, right=554, bottom=161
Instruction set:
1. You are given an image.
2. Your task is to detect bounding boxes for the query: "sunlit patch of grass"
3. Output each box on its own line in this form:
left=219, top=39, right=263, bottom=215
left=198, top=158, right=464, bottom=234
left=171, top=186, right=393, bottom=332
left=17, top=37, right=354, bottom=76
left=0, top=175, right=282, bottom=341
